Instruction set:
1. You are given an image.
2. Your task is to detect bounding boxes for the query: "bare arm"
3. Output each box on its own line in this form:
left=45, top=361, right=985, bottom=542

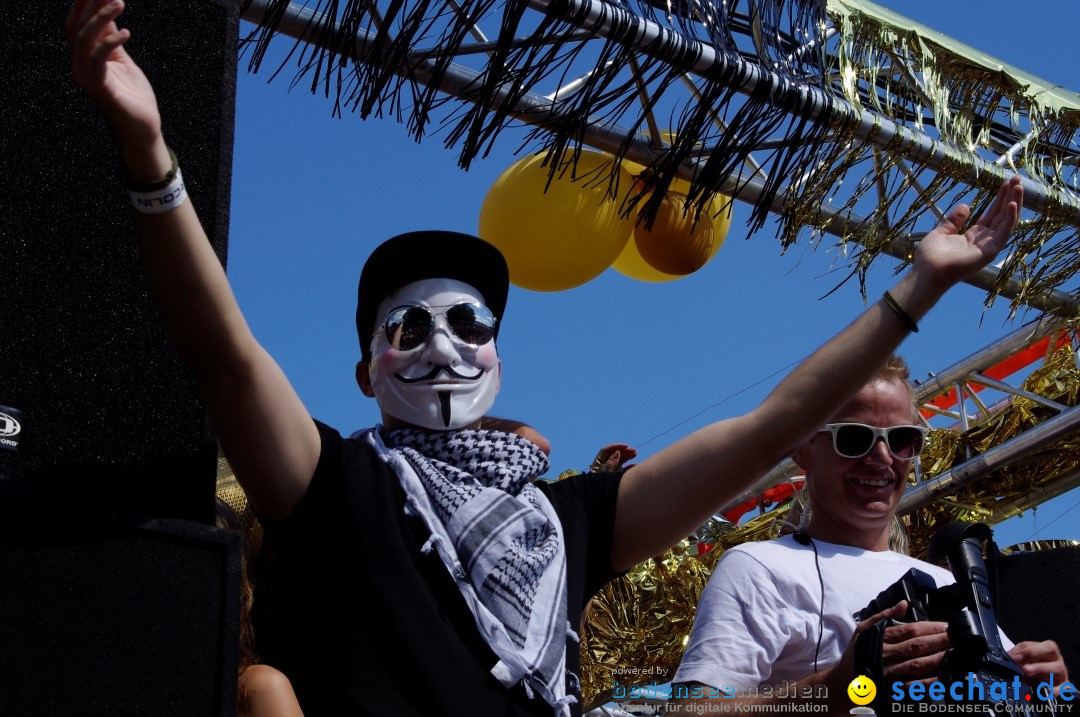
left=240, top=665, right=305, bottom=717
left=612, top=179, right=1022, bottom=571
left=67, top=0, right=319, bottom=519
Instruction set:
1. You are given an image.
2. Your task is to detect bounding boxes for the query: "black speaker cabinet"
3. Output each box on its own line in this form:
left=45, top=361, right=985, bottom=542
left=0, top=0, right=238, bottom=522
left=0, top=490, right=243, bottom=716
left=0, top=2, right=243, bottom=714
left=997, top=545, right=1080, bottom=680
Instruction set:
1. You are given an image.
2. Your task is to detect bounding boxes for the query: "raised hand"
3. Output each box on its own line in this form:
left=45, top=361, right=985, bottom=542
left=66, top=0, right=163, bottom=159
left=914, top=176, right=1023, bottom=287
left=590, top=443, right=638, bottom=472
left=64, top=0, right=322, bottom=527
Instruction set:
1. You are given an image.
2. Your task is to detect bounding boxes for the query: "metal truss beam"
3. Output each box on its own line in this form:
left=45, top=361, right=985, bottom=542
left=898, top=402, right=1080, bottom=514
left=241, top=0, right=1080, bottom=318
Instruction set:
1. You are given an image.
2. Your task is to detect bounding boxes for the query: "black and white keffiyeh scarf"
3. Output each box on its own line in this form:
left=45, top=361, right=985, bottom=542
left=362, top=427, right=577, bottom=716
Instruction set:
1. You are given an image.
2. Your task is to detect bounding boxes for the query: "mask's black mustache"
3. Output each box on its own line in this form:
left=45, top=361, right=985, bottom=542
left=395, top=365, right=484, bottom=383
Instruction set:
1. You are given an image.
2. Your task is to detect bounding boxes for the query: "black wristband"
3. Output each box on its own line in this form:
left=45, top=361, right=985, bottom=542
left=123, top=146, right=179, bottom=191
left=882, top=290, right=919, bottom=333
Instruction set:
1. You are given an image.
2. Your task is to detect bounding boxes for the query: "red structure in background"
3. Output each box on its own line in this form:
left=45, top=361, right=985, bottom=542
left=921, top=330, right=1076, bottom=418
left=722, top=481, right=805, bottom=525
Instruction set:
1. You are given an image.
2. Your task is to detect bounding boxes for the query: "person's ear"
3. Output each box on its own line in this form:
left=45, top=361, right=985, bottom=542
left=356, top=361, right=375, bottom=398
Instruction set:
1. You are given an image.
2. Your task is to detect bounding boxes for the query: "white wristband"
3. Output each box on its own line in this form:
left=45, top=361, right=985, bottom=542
left=127, top=169, right=187, bottom=214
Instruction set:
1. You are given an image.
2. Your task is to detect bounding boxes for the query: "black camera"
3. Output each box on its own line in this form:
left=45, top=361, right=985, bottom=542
left=853, top=523, right=1045, bottom=715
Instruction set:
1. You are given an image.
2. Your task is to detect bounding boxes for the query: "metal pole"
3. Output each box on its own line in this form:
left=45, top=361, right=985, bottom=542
left=912, top=318, right=1068, bottom=403
left=897, top=403, right=1080, bottom=514
left=989, top=467, right=1080, bottom=524
left=717, top=459, right=801, bottom=515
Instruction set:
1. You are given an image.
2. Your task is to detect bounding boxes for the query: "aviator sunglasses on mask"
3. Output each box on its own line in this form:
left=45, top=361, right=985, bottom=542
left=819, top=423, right=929, bottom=460
left=379, top=303, right=497, bottom=352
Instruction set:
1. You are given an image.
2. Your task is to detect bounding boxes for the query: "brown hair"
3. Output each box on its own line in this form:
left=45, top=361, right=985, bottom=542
left=874, top=354, right=917, bottom=420
left=874, top=353, right=910, bottom=383
left=215, top=498, right=258, bottom=709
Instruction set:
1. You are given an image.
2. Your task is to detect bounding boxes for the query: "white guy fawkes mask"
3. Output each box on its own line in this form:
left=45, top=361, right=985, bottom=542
left=368, top=278, right=501, bottom=430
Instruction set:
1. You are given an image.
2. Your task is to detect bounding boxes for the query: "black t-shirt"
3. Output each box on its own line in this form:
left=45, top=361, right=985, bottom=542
left=259, top=421, right=623, bottom=716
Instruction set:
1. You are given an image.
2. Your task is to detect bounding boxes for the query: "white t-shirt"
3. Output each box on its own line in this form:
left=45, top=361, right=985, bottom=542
left=673, top=534, right=1011, bottom=690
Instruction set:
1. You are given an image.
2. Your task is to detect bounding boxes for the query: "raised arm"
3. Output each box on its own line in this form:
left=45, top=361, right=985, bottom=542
left=612, top=178, right=1022, bottom=571
left=67, top=0, right=320, bottom=519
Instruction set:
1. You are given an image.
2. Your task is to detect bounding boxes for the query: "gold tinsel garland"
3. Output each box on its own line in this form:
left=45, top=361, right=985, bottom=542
left=906, top=345, right=1080, bottom=556
left=580, top=541, right=721, bottom=710
left=757, top=1, right=1080, bottom=314
left=579, top=512, right=789, bottom=708
left=810, top=1, right=1080, bottom=312
left=215, top=457, right=264, bottom=560
left=579, top=344, right=1080, bottom=706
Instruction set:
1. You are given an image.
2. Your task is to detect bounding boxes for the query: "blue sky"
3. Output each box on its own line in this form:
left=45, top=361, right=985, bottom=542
left=223, top=0, right=1080, bottom=548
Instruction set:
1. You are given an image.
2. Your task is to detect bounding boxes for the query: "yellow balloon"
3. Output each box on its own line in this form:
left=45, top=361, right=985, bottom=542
left=612, top=165, right=734, bottom=282
left=611, top=232, right=684, bottom=283
left=478, top=151, right=635, bottom=291
left=634, top=191, right=716, bottom=275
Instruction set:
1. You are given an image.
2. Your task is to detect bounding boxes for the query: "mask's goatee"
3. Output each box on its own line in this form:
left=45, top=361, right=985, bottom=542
left=438, top=391, right=452, bottom=427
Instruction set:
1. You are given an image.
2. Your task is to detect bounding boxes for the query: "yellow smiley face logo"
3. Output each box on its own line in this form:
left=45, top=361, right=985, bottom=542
left=847, top=675, right=876, bottom=705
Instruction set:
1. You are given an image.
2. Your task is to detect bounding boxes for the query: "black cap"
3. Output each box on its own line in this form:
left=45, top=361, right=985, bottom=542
left=356, top=231, right=510, bottom=362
